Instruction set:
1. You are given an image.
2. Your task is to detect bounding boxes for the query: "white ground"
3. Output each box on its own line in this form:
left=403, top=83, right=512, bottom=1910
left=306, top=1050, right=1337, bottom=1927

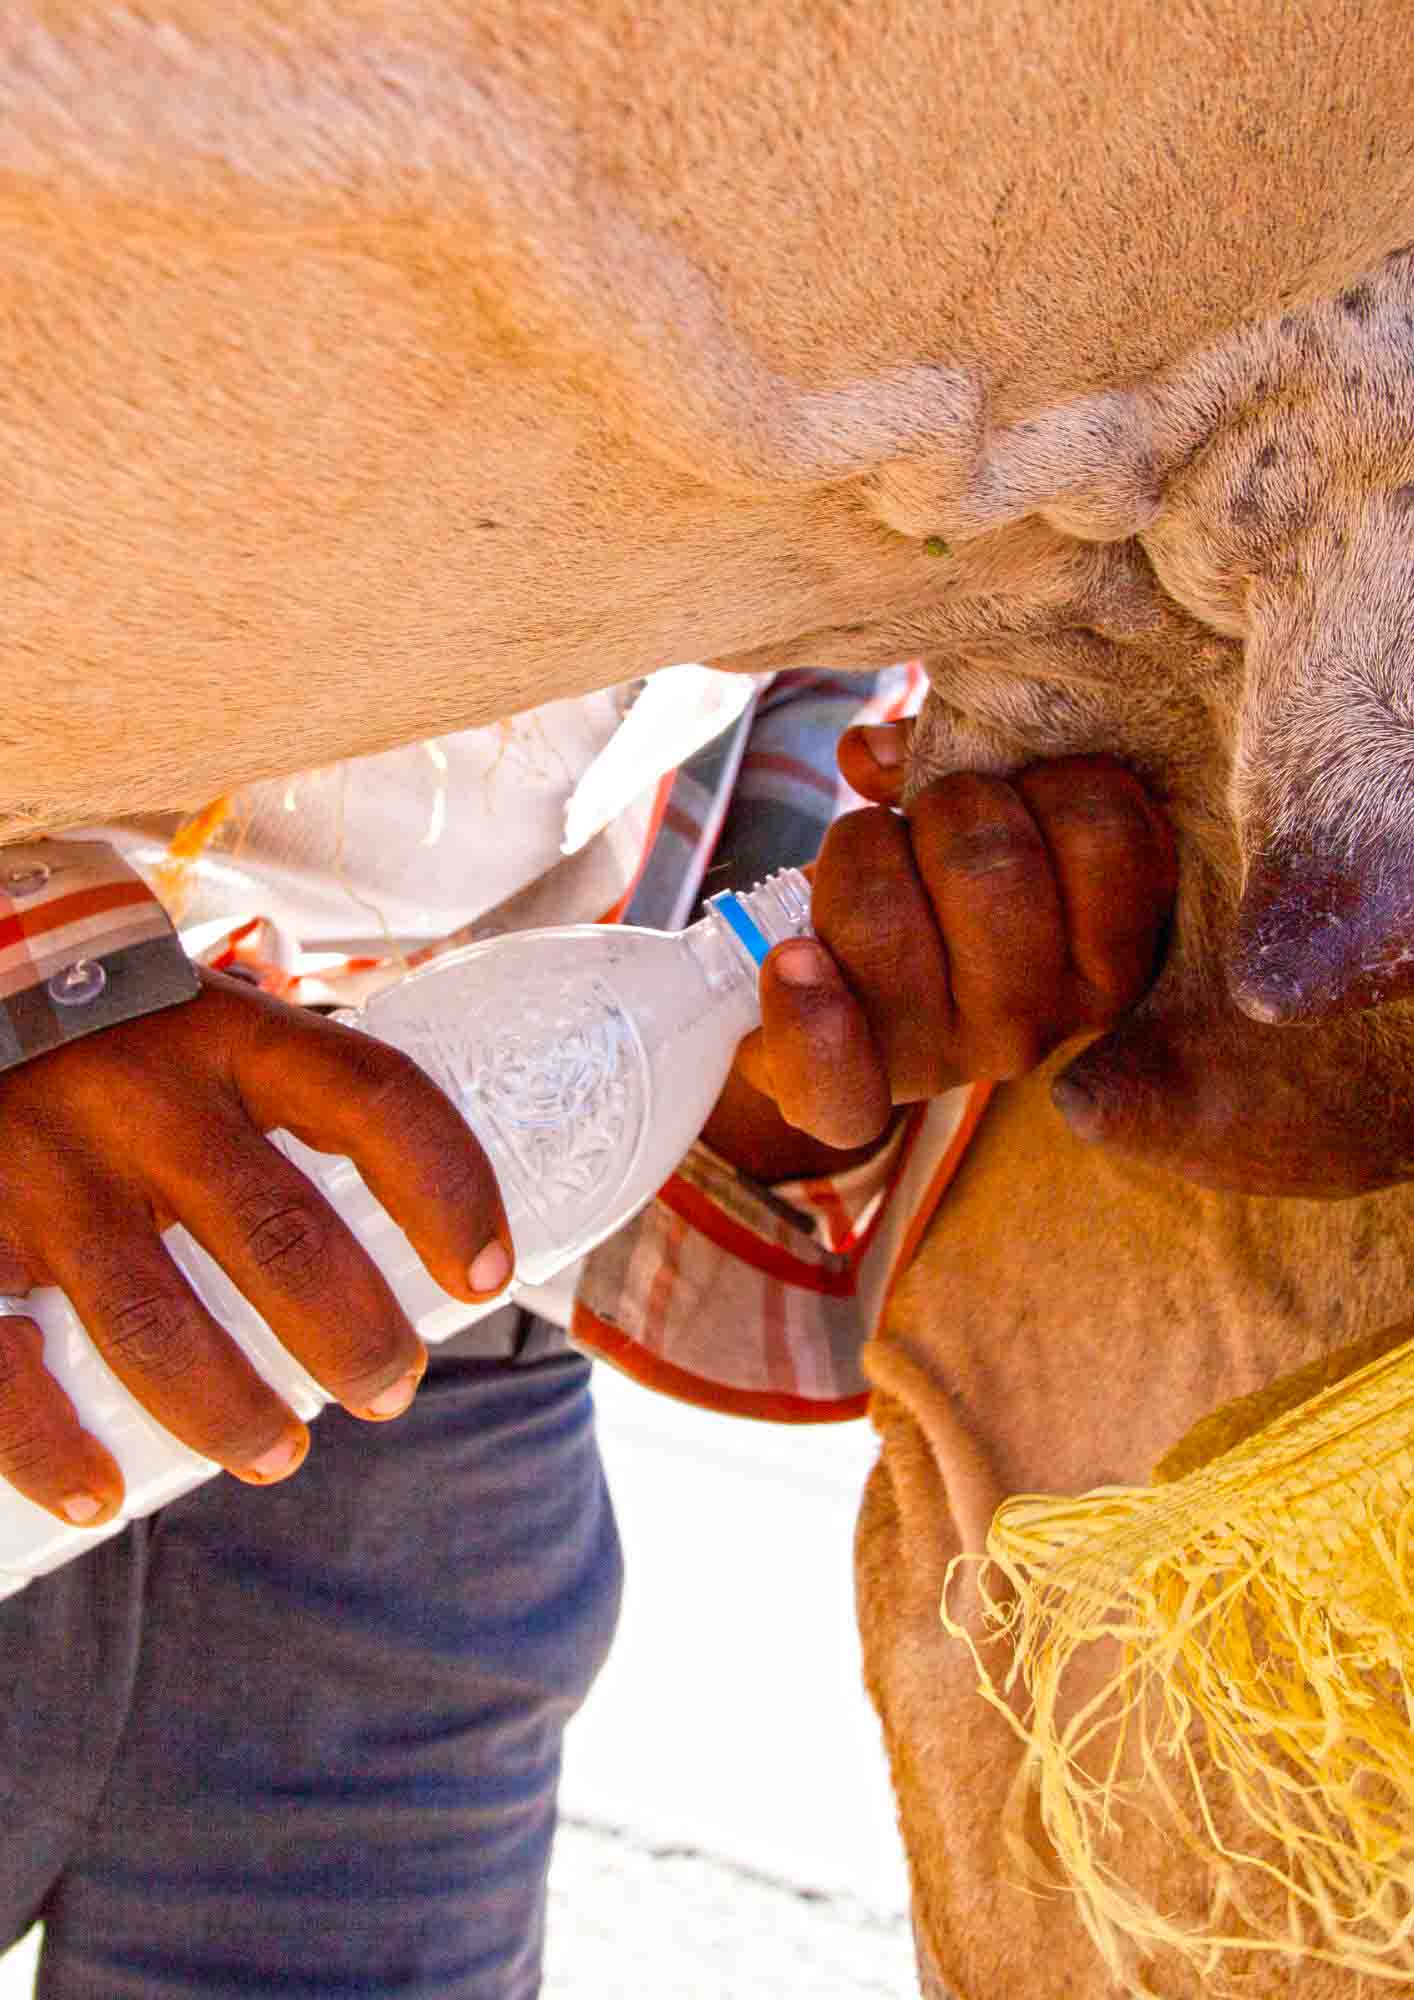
left=0, top=1367, right=919, bottom=1997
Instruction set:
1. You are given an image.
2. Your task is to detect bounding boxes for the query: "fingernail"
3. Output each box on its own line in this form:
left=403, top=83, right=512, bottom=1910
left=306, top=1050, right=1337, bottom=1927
left=469, top=1240, right=513, bottom=1296
left=772, top=941, right=829, bottom=987
left=860, top=725, right=905, bottom=770
left=361, top=1369, right=422, bottom=1420
left=60, top=1492, right=106, bottom=1525
left=246, top=1433, right=307, bottom=1482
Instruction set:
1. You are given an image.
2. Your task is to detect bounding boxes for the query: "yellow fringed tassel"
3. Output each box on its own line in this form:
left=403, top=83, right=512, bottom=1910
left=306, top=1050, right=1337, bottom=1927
left=944, top=1320, right=1414, bottom=1992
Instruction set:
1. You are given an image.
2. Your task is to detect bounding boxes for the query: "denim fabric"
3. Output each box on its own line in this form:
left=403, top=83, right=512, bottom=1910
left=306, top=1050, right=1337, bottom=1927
left=0, top=1346, right=621, bottom=1999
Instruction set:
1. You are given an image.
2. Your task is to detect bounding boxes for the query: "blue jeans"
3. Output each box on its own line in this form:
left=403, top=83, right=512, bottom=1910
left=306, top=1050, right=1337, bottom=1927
left=0, top=1342, right=623, bottom=1998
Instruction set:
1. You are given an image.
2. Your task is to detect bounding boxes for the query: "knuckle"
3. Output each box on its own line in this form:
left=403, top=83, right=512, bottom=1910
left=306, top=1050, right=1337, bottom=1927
left=0, top=1326, right=76, bottom=1488
left=417, top=1142, right=492, bottom=1226
left=1039, top=788, right=1152, bottom=847
left=359, top=1046, right=438, bottom=1120
left=0, top=1243, right=31, bottom=1293
left=819, top=877, right=919, bottom=981
left=0, top=1327, right=33, bottom=1404
left=92, top=1277, right=201, bottom=1385
left=0, top=1414, right=51, bottom=1492
left=1017, top=761, right=1161, bottom=860
left=241, top=1194, right=334, bottom=1301
left=0, top=1106, right=78, bottom=1191
left=361, top=1054, right=458, bottom=1155
left=0, top=1425, right=62, bottom=1486
left=818, top=807, right=912, bottom=903
left=940, top=820, right=1042, bottom=881
left=914, top=770, right=1019, bottom=822
left=912, top=770, right=1046, bottom=881
left=366, top=1060, right=487, bottom=1202
left=817, top=826, right=927, bottom=984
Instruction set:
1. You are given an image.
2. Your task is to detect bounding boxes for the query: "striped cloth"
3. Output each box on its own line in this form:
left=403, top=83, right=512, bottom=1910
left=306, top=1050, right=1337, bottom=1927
left=0, top=839, right=197, bottom=1071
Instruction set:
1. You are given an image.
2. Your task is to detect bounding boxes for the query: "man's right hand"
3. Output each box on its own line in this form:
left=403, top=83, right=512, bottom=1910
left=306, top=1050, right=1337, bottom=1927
left=0, top=968, right=512, bottom=1528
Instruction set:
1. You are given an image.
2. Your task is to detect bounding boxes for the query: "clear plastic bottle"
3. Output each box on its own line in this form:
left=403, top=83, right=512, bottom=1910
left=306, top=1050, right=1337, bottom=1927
left=0, top=870, right=812, bottom=1594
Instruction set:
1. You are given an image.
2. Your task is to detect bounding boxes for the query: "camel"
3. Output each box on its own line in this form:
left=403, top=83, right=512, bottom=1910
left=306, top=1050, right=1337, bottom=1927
left=861, top=254, right=1414, bottom=1996
left=11, top=5, right=1414, bottom=1992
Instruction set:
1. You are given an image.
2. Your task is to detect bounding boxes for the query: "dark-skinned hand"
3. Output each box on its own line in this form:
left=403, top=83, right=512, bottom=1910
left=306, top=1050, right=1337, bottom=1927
left=702, top=721, right=1177, bottom=1183
left=0, top=734, right=1175, bottom=1529
left=0, top=968, right=512, bottom=1528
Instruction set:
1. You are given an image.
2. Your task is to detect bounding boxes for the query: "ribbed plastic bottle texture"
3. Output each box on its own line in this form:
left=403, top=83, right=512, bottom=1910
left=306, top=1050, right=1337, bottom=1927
left=0, top=870, right=812, bottom=1594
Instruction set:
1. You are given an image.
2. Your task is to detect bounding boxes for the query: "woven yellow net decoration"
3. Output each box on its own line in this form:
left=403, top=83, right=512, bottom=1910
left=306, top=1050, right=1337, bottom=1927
left=943, top=1320, right=1414, bottom=1993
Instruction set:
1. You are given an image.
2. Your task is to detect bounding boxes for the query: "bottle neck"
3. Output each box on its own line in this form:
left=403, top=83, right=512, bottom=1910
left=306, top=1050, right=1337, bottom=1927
left=685, top=867, right=814, bottom=1007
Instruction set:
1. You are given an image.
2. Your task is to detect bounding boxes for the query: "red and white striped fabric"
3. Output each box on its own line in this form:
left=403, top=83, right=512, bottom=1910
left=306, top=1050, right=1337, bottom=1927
left=0, top=839, right=197, bottom=1071
left=573, top=1088, right=990, bottom=1421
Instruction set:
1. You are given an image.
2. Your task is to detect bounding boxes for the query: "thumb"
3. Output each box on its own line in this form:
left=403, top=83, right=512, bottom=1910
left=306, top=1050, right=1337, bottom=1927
left=837, top=718, right=915, bottom=804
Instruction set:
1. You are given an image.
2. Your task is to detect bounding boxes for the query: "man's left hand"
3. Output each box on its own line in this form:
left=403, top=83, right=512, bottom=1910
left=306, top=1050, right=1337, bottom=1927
left=702, top=724, right=1177, bottom=1181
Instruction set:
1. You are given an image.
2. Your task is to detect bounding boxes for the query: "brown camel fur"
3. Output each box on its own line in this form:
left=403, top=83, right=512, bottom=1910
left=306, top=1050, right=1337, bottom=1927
left=12, top=7, right=1414, bottom=1993
left=3, top=0, right=1414, bottom=839
left=864, top=254, right=1414, bottom=1995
